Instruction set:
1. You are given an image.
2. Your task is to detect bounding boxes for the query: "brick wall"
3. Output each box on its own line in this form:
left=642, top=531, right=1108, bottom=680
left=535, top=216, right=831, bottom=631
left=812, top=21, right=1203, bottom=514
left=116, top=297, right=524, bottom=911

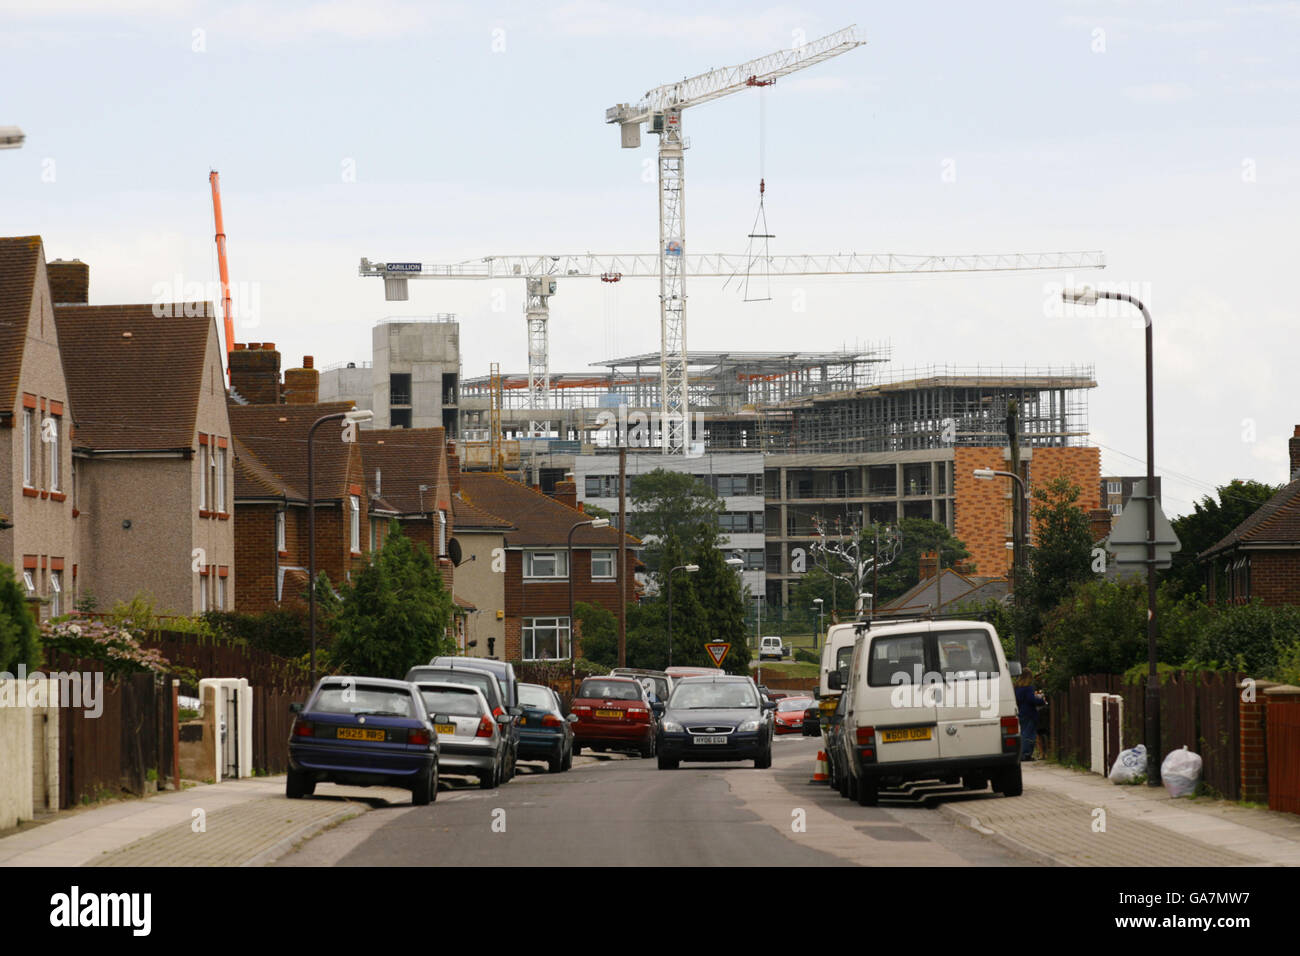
left=1248, top=550, right=1300, bottom=606
left=1239, top=687, right=1268, bottom=803
left=234, top=505, right=278, bottom=612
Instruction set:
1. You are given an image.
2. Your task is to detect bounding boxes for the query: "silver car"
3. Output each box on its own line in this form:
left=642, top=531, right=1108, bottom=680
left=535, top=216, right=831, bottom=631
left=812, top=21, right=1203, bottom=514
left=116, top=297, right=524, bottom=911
left=415, top=681, right=512, bottom=790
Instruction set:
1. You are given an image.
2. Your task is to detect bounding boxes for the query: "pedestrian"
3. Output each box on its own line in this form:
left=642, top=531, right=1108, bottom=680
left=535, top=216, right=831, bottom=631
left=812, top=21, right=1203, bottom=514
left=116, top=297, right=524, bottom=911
left=1014, top=670, right=1044, bottom=762
left=1036, top=694, right=1051, bottom=759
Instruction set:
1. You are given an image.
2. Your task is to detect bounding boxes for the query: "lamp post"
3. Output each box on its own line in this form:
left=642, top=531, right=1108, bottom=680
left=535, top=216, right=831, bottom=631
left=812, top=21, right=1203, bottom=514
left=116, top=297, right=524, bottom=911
left=812, top=597, right=824, bottom=652
left=308, top=408, right=373, bottom=686
left=973, top=467, right=1028, bottom=664
left=666, top=563, right=699, bottom=667
left=859, top=591, right=872, bottom=619
left=1064, top=286, right=1160, bottom=785
left=568, top=517, right=611, bottom=696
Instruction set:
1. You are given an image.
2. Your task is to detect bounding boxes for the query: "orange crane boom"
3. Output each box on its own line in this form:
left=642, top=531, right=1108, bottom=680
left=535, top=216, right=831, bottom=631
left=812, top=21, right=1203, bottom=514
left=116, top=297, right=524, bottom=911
left=208, top=170, right=236, bottom=376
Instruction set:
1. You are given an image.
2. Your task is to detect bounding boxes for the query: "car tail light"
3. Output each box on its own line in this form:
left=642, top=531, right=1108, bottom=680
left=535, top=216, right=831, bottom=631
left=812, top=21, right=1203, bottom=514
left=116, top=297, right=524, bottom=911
left=856, top=725, right=876, bottom=761
left=293, top=720, right=313, bottom=737
left=408, top=728, right=431, bottom=747
left=626, top=706, right=649, bottom=721
left=572, top=705, right=591, bottom=713
left=476, top=715, right=495, bottom=738
left=1001, top=715, right=1020, bottom=751
left=541, top=714, right=563, bottom=728
left=492, top=706, right=504, bottom=717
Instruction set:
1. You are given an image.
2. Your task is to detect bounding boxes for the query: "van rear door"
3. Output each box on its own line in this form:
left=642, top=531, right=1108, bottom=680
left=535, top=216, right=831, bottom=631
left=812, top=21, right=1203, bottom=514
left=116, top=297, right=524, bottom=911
left=932, top=627, right=1004, bottom=759
left=857, top=630, right=940, bottom=765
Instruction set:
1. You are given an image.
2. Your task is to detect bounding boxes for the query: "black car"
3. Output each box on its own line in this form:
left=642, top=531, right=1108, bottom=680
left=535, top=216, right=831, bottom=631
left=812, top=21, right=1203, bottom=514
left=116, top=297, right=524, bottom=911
left=656, top=675, right=776, bottom=770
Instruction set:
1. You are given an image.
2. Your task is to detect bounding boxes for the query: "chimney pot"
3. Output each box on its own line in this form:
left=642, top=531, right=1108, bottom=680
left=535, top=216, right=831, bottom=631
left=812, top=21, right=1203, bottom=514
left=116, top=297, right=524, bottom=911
left=304, top=355, right=314, bottom=369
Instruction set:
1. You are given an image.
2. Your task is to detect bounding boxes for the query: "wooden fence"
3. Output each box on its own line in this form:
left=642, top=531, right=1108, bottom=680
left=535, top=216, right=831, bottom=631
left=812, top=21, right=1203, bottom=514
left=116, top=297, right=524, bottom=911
left=1269, top=699, right=1300, bottom=815
left=1047, top=670, right=1242, bottom=799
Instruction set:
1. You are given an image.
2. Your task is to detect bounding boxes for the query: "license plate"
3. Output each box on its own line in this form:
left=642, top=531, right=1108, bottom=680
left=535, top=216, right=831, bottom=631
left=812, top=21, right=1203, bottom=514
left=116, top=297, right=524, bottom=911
left=337, top=727, right=385, bottom=742
left=595, top=709, right=623, bottom=719
left=693, top=735, right=728, bottom=745
left=881, top=727, right=932, bottom=743
left=434, top=724, right=457, bottom=735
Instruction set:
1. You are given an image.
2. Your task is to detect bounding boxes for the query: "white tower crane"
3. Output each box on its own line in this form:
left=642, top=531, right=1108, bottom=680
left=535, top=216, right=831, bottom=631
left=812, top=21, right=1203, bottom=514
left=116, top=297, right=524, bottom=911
left=359, top=250, right=1107, bottom=441
left=604, top=25, right=866, bottom=454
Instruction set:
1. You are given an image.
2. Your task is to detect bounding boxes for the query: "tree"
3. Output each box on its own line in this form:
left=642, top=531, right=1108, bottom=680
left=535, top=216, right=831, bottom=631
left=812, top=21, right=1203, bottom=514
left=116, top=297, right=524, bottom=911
left=872, top=518, right=971, bottom=604
left=690, top=545, right=751, bottom=674
left=656, top=534, right=709, bottom=667
left=331, top=521, right=456, bottom=678
left=573, top=601, right=618, bottom=669
left=0, top=565, right=40, bottom=674
left=629, top=469, right=724, bottom=573
left=1188, top=601, right=1300, bottom=676
left=808, top=518, right=903, bottom=614
left=1018, top=477, right=1095, bottom=636
left=1167, top=480, right=1281, bottom=598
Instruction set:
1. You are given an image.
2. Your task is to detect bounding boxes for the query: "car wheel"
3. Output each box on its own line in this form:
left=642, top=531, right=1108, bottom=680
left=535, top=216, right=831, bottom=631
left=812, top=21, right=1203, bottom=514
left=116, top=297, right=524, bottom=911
left=995, top=763, right=1024, bottom=797
left=411, top=765, right=435, bottom=806
left=562, top=743, right=573, bottom=770
left=480, top=760, right=500, bottom=789
left=837, top=762, right=850, bottom=797
left=573, top=743, right=581, bottom=757
left=657, top=754, right=679, bottom=770
left=755, top=746, right=772, bottom=770
left=640, top=734, right=655, bottom=759
left=286, top=769, right=312, bottom=799
left=856, top=777, right=879, bottom=806
left=846, top=770, right=859, bottom=801
left=548, top=746, right=564, bottom=773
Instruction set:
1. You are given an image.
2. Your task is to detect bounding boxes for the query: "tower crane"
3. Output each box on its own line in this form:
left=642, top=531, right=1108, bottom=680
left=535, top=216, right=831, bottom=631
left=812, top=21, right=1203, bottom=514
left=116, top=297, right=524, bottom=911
left=604, top=25, right=866, bottom=454
left=209, top=170, right=236, bottom=376
left=359, top=250, right=1106, bottom=439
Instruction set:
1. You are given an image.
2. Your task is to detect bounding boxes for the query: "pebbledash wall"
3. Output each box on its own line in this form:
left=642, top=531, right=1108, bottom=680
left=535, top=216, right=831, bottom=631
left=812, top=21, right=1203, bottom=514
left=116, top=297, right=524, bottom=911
left=0, top=678, right=60, bottom=831
left=953, top=446, right=1101, bottom=577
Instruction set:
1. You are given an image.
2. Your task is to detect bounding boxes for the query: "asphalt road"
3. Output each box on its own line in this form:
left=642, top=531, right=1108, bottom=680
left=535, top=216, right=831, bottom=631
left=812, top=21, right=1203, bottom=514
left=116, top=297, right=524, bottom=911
left=275, top=736, right=1031, bottom=867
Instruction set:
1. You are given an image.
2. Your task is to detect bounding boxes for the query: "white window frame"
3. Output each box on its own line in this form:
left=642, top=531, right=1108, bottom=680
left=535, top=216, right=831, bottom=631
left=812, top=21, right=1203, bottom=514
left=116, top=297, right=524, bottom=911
left=22, top=408, right=34, bottom=487
left=350, top=495, right=361, bottom=553
left=50, top=571, right=62, bottom=616
left=199, top=445, right=208, bottom=509
left=438, top=511, right=448, bottom=556
left=276, top=511, right=287, bottom=552
left=23, top=571, right=36, bottom=596
left=524, top=550, right=567, bottom=579
left=1106, top=480, right=1122, bottom=496
left=199, top=573, right=208, bottom=612
left=48, top=415, right=60, bottom=492
left=1109, top=502, right=1123, bottom=516
left=215, top=447, right=226, bottom=512
left=591, top=549, right=615, bottom=579
left=522, top=616, right=571, bottom=661
left=216, top=574, right=226, bottom=611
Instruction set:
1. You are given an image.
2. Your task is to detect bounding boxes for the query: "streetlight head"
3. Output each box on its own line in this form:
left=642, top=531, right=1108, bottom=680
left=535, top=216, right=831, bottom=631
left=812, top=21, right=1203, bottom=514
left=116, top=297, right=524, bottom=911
left=1062, top=287, right=1098, bottom=306
left=685, top=564, right=699, bottom=573
left=589, top=518, right=610, bottom=529
left=345, top=408, right=374, bottom=424
left=813, top=598, right=823, bottom=604
left=973, top=469, right=995, bottom=480
left=0, top=126, right=24, bottom=149
left=725, top=557, right=743, bottom=567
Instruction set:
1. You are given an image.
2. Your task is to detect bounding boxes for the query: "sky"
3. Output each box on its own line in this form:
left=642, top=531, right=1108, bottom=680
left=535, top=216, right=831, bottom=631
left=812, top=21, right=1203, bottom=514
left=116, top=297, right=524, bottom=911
left=2, top=0, right=1298, bottom=518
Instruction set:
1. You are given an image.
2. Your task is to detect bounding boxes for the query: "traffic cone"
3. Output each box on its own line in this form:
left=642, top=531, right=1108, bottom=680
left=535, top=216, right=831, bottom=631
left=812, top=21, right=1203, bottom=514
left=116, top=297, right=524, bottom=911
left=811, top=749, right=829, bottom=783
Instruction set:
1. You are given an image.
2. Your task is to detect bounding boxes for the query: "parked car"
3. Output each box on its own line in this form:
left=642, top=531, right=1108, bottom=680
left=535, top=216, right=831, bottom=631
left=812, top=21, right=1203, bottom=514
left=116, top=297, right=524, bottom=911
left=609, top=667, right=674, bottom=707
left=287, top=676, right=438, bottom=805
left=405, top=664, right=518, bottom=781
left=516, top=682, right=576, bottom=773
left=569, top=676, right=657, bottom=758
left=773, top=695, right=815, bottom=735
left=833, top=619, right=1023, bottom=807
left=759, top=636, right=786, bottom=661
left=414, top=681, right=512, bottom=789
left=429, top=656, right=520, bottom=711
left=665, top=665, right=722, bottom=681
left=801, top=704, right=821, bottom=737
left=656, top=674, right=776, bottom=769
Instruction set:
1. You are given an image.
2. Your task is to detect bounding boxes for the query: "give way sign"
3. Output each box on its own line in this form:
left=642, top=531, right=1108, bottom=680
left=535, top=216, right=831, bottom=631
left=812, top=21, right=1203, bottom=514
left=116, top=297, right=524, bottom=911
left=704, top=643, right=731, bottom=667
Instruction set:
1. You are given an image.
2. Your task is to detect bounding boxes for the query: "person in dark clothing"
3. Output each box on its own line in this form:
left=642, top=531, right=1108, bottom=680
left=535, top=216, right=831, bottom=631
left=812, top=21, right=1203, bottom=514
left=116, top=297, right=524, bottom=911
left=1014, top=671, right=1045, bottom=761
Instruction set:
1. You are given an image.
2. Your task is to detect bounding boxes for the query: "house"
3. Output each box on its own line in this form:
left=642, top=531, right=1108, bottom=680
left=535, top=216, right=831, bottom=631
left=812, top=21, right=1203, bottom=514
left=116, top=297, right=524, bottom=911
left=1198, top=426, right=1300, bottom=606
left=456, top=473, right=639, bottom=663
left=449, top=481, right=514, bottom=658
left=229, top=399, right=370, bottom=612
left=877, top=552, right=1010, bottom=617
left=0, top=238, right=78, bottom=617
left=53, top=295, right=235, bottom=615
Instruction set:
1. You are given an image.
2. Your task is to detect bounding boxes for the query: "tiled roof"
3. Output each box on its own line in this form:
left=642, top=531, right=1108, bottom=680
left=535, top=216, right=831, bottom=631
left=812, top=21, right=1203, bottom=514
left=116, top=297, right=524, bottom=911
left=1201, top=478, right=1300, bottom=558
left=229, top=402, right=358, bottom=502
left=357, top=428, right=445, bottom=515
left=54, top=303, right=213, bottom=450
left=458, top=473, right=634, bottom=548
left=0, top=237, right=43, bottom=417
left=879, top=568, right=1006, bottom=613
left=451, top=492, right=514, bottom=531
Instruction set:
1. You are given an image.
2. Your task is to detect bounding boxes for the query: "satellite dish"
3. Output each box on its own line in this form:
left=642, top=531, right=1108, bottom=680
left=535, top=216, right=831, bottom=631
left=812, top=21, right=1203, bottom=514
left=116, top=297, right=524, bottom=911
left=448, top=538, right=464, bottom=566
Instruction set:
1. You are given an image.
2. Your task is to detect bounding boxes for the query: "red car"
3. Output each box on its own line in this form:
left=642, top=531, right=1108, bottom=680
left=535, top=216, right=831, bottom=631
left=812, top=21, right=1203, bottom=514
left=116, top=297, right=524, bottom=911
left=570, top=676, right=656, bottom=758
left=773, top=696, right=815, bottom=735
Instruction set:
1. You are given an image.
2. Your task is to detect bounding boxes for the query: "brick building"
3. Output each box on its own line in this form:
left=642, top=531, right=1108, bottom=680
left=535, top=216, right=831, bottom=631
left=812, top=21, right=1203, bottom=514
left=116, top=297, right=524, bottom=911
left=1199, top=426, right=1300, bottom=606
left=0, top=237, right=78, bottom=618
left=456, top=473, right=639, bottom=662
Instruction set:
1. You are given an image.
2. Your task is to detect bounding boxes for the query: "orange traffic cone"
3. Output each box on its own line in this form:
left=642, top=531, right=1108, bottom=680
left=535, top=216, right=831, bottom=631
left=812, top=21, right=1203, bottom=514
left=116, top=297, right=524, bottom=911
left=811, top=749, right=829, bottom=783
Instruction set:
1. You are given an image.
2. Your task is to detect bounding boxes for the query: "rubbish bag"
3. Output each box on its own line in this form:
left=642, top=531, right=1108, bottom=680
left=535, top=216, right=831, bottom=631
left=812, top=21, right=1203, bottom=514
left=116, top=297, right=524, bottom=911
left=1108, top=744, right=1147, bottom=783
left=1161, top=746, right=1202, bottom=798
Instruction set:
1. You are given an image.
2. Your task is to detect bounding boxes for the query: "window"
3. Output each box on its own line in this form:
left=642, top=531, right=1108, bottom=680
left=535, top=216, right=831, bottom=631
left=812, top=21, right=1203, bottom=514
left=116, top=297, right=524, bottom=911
left=591, top=550, right=615, bottom=579
left=524, top=550, right=567, bottom=579
left=199, top=574, right=208, bottom=612
left=1109, top=503, right=1122, bottom=516
left=276, top=511, right=287, bottom=552
left=584, top=475, right=624, bottom=498
left=438, top=511, right=447, bottom=556
left=217, top=575, right=227, bottom=611
left=48, top=415, right=60, bottom=492
left=215, top=447, right=226, bottom=511
left=22, top=571, right=36, bottom=596
left=350, top=496, right=361, bottom=552
left=199, top=445, right=208, bottom=509
left=22, top=408, right=35, bottom=486
left=522, top=617, right=570, bottom=661
left=718, top=511, right=763, bottom=534
left=50, top=572, right=62, bottom=617
left=868, top=634, right=927, bottom=687
left=1107, top=481, right=1122, bottom=496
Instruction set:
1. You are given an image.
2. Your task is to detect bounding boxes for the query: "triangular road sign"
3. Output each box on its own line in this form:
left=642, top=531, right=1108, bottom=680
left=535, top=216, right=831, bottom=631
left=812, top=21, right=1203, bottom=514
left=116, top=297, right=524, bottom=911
left=704, top=642, right=730, bottom=667
left=1105, top=479, right=1181, bottom=570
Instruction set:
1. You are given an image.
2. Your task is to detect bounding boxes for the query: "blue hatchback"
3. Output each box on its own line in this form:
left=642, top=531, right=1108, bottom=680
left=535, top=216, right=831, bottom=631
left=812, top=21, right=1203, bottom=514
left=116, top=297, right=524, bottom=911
left=287, top=677, right=439, bottom=805
left=515, top=682, right=576, bottom=773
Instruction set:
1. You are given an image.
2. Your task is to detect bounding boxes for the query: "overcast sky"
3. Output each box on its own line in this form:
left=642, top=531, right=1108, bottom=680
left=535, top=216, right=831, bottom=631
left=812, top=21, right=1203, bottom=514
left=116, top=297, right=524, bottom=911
left=3, top=0, right=1297, bottom=517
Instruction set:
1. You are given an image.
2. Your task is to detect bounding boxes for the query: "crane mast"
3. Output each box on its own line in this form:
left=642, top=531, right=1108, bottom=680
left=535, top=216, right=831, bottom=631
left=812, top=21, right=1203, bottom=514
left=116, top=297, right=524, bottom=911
left=605, top=26, right=866, bottom=453
left=208, top=170, right=236, bottom=376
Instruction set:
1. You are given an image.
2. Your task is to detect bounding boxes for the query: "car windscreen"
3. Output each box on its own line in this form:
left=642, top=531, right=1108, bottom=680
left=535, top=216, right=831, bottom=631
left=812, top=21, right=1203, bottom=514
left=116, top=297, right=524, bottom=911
left=419, top=686, right=484, bottom=718
left=777, top=697, right=812, bottom=712
left=518, top=685, right=556, bottom=711
left=412, top=670, right=500, bottom=707
left=578, top=680, right=641, bottom=701
left=670, top=682, right=759, bottom=710
left=312, top=686, right=416, bottom=717
left=867, top=634, right=927, bottom=687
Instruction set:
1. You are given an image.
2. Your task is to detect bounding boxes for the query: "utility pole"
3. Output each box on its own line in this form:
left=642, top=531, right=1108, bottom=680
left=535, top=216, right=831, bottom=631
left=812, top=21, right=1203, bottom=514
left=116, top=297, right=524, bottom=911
left=617, top=446, right=628, bottom=667
left=1007, top=398, right=1025, bottom=664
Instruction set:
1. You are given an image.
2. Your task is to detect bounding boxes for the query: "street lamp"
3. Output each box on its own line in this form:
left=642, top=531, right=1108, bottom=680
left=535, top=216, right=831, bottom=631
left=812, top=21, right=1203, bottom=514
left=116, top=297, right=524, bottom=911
left=568, top=517, right=611, bottom=695
left=812, top=597, right=824, bottom=651
left=974, top=467, right=1029, bottom=664
left=0, top=126, right=24, bottom=150
left=666, top=563, right=699, bottom=667
left=1064, top=285, right=1161, bottom=786
left=859, top=591, right=872, bottom=618
left=308, top=407, right=373, bottom=685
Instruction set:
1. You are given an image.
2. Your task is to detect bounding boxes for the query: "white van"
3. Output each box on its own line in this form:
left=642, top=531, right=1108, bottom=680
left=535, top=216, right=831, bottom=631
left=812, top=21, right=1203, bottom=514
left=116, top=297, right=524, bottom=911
left=831, top=619, right=1023, bottom=807
left=819, top=623, right=863, bottom=698
left=759, top=636, right=786, bottom=661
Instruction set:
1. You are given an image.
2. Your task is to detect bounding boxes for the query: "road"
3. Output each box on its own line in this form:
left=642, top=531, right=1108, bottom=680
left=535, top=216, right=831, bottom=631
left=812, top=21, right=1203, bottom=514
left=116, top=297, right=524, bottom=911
left=276, top=735, right=1031, bottom=866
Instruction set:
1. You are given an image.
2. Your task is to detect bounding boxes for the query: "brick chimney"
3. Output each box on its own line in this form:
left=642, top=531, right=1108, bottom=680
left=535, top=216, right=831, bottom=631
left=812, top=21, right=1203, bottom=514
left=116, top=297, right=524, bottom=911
left=551, top=479, right=578, bottom=511
left=228, top=342, right=281, bottom=404
left=919, top=550, right=938, bottom=580
left=1291, top=425, right=1300, bottom=482
left=47, top=259, right=89, bottom=304
left=446, top=447, right=462, bottom=493
left=283, top=355, right=319, bottom=405
left=1088, top=508, right=1114, bottom=543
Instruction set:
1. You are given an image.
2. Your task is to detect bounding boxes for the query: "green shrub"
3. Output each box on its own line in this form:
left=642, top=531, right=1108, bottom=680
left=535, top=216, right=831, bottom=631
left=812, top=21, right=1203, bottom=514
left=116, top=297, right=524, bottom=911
left=793, top=647, right=819, bottom=664
left=1189, top=601, right=1300, bottom=676
left=0, top=563, right=40, bottom=674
